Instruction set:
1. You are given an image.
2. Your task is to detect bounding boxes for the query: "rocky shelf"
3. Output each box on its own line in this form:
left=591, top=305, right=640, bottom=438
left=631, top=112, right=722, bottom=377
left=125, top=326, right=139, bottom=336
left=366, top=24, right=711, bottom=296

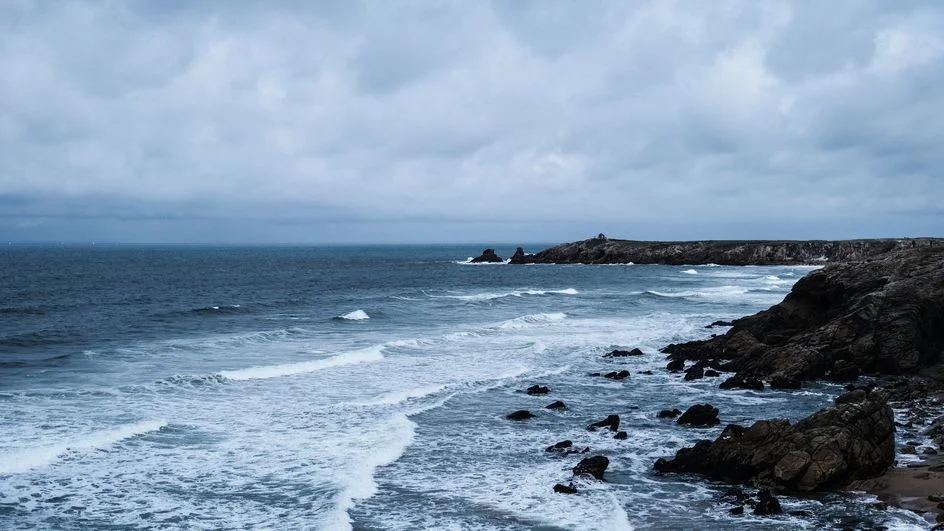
left=508, top=236, right=942, bottom=265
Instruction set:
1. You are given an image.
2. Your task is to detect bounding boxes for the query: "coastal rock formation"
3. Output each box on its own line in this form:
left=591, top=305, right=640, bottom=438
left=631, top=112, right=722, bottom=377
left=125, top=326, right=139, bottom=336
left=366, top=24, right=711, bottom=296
left=506, top=410, right=535, bottom=421
left=662, top=247, right=944, bottom=387
left=470, top=248, right=504, bottom=263
left=509, top=247, right=536, bottom=264
left=654, top=391, right=895, bottom=491
left=573, top=455, right=609, bottom=480
left=604, top=348, right=644, bottom=358
left=677, top=404, right=720, bottom=427
left=587, top=414, right=620, bottom=432
left=515, top=237, right=938, bottom=265
left=526, top=385, right=550, bottom=395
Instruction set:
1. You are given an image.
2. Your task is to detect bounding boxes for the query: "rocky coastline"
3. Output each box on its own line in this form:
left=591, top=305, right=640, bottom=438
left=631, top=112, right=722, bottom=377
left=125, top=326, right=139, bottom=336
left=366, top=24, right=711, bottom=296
left=507, top=235, right=942, bottom=265
left=494, top=243, right=944, bottom=526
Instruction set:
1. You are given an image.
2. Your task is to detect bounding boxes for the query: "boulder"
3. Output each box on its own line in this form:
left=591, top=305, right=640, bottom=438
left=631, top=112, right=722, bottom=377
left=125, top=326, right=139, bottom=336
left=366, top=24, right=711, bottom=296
left=707, top=320, right=735, bottom=328
left=754, top=489, right=782, bottom=516
left=526, top=385, right=550, bottom=395
left=545, top=400, right=567, bottom=410
left=677, top=404, right=720, bottom=427
left=509, top=247, right=536, bottom=265
left=587, top=414, right=620, bottom=432
left=545, top=440, right=573, bottom=453
left=684, top=366, right=705, bottom=381
left=603, top=370, right=630, bottom=380
left=666, top=359, right=685, bottom=372
left=653, top=392, right=895, bottom=491
left=507, top=410, right=535, bottom=421
left=639, top=370, right=654, bottom=375
left=614, top=431, right=628, bottom=440
left=770, top=375, right=802, bottom=389
left=658, top=408, right=682, bottom=419
left=553, top=483, right=578, bottom=494
left=573, top=455, right=609, bottom=480
left=604, top=348, right=644, bottom=358
left=470, top=248, right=504, bottom=263
left=704, top=369, right=721, bottom=378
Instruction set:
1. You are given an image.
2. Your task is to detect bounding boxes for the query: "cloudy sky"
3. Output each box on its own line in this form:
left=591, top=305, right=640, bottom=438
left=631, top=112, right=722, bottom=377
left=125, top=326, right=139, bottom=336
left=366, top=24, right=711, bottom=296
left=1, top=1, right=942, bottom=244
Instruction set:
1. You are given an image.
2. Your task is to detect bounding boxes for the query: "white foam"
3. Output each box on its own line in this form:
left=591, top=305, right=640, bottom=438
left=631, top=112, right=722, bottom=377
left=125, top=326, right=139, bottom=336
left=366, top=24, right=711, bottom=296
left=498, top=312, right=567, bottom=330
left=681, top=269, right=698, bottom=275
left=219, top=345, right=385, bottom=381
left=438, top=288, right=579, bottom=302
left=338, top=310, right=370, bottom=321
left=356, top=384, right=448, bottom=407
left=0, top=420, right=167, bottom=474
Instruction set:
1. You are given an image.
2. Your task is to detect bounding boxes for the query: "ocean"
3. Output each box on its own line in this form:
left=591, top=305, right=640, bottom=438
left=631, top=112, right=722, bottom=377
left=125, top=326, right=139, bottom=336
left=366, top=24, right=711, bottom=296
left=0, top=245, right=929, bottom=530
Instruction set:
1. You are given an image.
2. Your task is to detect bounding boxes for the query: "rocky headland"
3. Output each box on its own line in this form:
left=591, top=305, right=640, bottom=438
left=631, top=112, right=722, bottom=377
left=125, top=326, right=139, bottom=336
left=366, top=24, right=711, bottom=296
left=508, top=235, right=941, bottom=265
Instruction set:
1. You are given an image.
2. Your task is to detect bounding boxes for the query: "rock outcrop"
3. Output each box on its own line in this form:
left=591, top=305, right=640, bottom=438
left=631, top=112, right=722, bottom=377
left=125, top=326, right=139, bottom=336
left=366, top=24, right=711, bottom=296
left=662, top=246, right=944, bottom=387
left=654, top=391, right=895, bottom=491
left=514, top=237, right=940, bottom=265
left=573, top=455, right=609, bottom=480
left=509, top=247, right=536, bottom=264
left=470, top=248, right=504, bottom=263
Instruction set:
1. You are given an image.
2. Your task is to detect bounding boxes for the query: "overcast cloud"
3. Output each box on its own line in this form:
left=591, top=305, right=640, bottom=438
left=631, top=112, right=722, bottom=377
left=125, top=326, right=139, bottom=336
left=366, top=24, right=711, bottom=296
left=1, top=0, right=942, bottom=243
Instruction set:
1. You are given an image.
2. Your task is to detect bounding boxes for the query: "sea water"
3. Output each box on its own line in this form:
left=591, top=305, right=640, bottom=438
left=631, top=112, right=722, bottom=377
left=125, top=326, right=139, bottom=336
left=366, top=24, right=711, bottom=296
left=0, top=245, right=929, bottom=530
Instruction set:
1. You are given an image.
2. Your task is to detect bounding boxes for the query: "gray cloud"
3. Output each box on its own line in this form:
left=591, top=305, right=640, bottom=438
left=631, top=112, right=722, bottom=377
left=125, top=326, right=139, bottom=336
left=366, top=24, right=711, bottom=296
left=1, top=1, right=942, bottom=243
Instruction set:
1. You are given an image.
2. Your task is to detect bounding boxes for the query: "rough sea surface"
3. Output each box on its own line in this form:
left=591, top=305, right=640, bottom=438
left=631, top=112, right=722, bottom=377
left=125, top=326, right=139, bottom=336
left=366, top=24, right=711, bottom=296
left=0, top=245, right=930, bottom=530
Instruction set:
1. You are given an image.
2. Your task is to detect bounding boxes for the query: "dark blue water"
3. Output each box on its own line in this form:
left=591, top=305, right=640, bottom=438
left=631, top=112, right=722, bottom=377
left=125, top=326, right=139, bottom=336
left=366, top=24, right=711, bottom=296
left=0, top=246, right=928, bottom=529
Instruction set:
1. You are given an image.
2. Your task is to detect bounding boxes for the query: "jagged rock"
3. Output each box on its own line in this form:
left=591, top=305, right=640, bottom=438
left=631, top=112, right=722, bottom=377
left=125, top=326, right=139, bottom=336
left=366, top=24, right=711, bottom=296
left=573, top=455, right=609, bottom=480
left=666, top=359, right=685, bottom=372
left=754, top=489, right=782, bottom=516
left=653, top=392, right=895, bottom=491
left=707, top=320, right=735, bottom=328
left=677, top=404, right=720, bottom=427
left=588, top=414, right=620, bottom=432
left=553, top=483, right=578, bottom=494
left=545, top=440, right=573, bottom=452
left=545, top=400, right=567, bottom=410
left=835, top=389, right=867, bottom=405
left=604, top=348, right=644, bottom=358
left=660, top=247, right=944, bottom=388
left=526, top=385, right=550, bottom=395
left=507, top=410, right=535, bottom=421
left=509, top=247, right=536, bottom=265
left=603, top=370, right=630, bottom=380
left=719, top=375, right=764, bottom=391
left=729, top=506, right=744, bottom=515
left=470, top=248, right=503, bottom=263
left=684, top=366, right=705, bottom=381
left=614, top=431, right=628, bottom=440
left=658, top=408, right=682, bottom=419
left=704, top=369, right=721, bottom=378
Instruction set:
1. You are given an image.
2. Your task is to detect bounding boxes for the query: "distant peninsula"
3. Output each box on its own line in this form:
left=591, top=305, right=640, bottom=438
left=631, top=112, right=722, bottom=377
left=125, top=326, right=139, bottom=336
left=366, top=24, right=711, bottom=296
left=506, top=235, right=942, bottom=266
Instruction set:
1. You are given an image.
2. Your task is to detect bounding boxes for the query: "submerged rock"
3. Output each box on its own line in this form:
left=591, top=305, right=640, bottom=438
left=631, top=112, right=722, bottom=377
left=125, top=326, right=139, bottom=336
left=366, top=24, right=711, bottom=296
left=753, top=489, right=783, bottom=516
left=604, top=348, right=644, bottom=358
left=719, top=375, right=764, bottom=391
left=553, top=483, right=578, bottom=494
left=545, top=440, right=573, bottom=453
left=545, top=400, right=567, bottom=410
left=526, top=385, right=550, bottom=395
left=603, top=370, right=630, bottom=380
left=506, top=410, right=535, bottom=421
left=573, top=455, right=609, bottom=480
left=654, top=392, right=895, bottom=491
left=470, top=248, right=503, bottom=263
left=658, top=408, right=682, bottom=419
left=614, top=431, right=628, bottom=440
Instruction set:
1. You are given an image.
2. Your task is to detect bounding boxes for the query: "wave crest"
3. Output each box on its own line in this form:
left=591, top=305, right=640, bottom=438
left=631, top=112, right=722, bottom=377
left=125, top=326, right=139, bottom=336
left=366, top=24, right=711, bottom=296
left=219, top=345, right=385, bottom=381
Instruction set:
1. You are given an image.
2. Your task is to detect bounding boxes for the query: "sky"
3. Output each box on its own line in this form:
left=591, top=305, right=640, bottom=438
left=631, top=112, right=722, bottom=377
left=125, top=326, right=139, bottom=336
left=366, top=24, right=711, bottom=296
left=1, top=1, right=943, bottom=244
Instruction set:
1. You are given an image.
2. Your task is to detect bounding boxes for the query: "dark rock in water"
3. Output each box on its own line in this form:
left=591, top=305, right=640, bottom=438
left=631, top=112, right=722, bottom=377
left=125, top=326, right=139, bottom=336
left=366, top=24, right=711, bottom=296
left=924, top=447, right=939, bottom=455
left=509, top=247, right=536, bottom=265
left=707, top=320, right=735, bottom=328
left=614, top=431, right=628, bottom=440
left=588, top=414, right=620, bottom=432
left=553, top=483, right=578, bottom=494
left=603, top=370, right=630, bottom=380
left=719, top=375, right=764, bottom=391
left=581, top=446, right=590, bottom=453
left=722, top=487, right=748, bottom=502
left=720, top=424, right=745, bottom=439
left=901, top=445, right=917, bottom=455
left=660, top=247, right=944, bottom=388
left=666, top=359, right=685, bottom=372
left=789, top=510, right=814, bottom=517
left=506, top=410, right=535, bottom=421
left=704, top=369, right=721, bottom=378
left=684, top=366, right=705, bottom=381
left=545, top=440, right=573, bottom=452
left=729, top=506, right=744, bottom=515
left=526, top=385, right=550, bottom=395
left=545, top=400, right=567, bottom=410
left=604, top=348, right=644, bottom=358
left=770, top=375, right=802, bottom=389
left=640, top=370, right=654, bottom=375
left=573, top=455, right=609, bottom=480
left=653, top=393, right=895, bottom=491
left=470, top=248, right=503, bottom=263
left=754, top=489, right=782, bottom=516
left=658, top=408, right=682, bottom=419
left=587, top=372, right=601, bottom=377
left=677, top=404, right=720, bottom=427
